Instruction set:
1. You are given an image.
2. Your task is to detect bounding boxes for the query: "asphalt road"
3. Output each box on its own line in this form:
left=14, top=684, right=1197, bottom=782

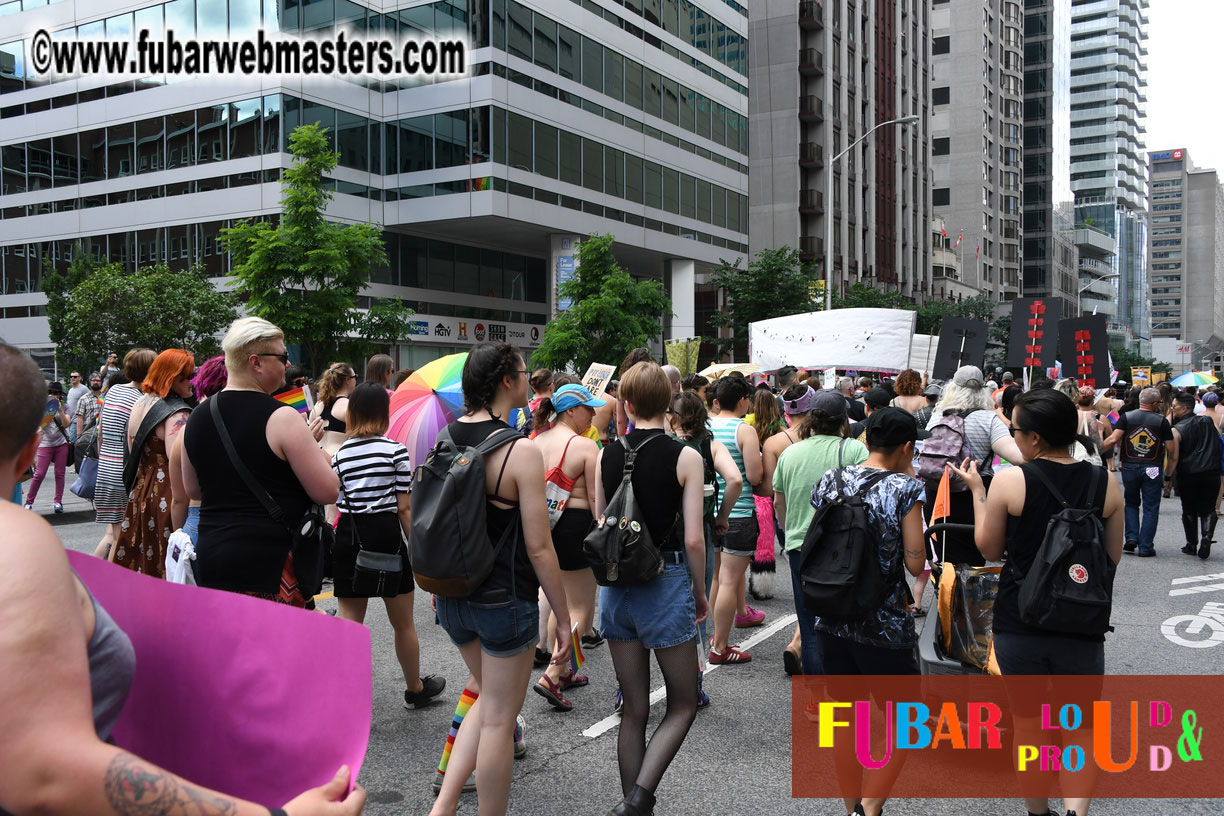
left=35, top=476, right=1223, bottom=815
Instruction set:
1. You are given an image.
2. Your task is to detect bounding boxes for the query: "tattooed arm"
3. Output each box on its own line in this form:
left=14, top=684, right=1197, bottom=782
left=0, top=503, right=365, bottom=816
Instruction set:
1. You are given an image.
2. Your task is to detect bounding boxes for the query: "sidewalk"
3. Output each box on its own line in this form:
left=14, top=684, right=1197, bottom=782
left=16, top=470, right=96, bottom=523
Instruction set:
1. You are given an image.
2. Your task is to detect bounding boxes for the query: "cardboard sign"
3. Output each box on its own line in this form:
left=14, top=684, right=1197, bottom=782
left=1132, top=365, right=1151, bottom=387
left=749, top=308, right=917, bottom=372
left=1059, top=315, right=1110, bottom=388
left=580, top=363, right=616, bottom=398
left=1007, top=298, right=1061, bottom=370
left=931, top=319, right=989, bottom=380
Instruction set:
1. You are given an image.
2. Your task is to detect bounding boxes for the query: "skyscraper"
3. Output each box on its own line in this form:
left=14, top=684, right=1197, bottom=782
left=749, top=0, right=930, bottom=302
left=1069, top=0, right=1149, bottom=348
left=0, top=0, right=749, bottom=370
left=929, top=0, right=1024, bottom=303
left=1022, top=0, right=1078, bottom=319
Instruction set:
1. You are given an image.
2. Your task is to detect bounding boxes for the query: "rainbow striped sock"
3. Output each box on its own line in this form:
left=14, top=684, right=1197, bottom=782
left=438, top=687, right=478, bottom=775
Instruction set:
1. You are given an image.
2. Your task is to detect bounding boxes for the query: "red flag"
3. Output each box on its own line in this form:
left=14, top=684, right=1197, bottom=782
left=941, top=225, right=948, bottom=239
left=954, top=230, right=963, bottom=249
left=975, top=243, right=980, bottom=259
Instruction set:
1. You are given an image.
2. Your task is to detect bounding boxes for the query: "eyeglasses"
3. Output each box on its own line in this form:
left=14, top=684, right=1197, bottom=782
left=1008, top=426, right=1029, bottom=437
left=70, top=375, right=80, bottom=379
left=255, top=353, right=290, bottom=365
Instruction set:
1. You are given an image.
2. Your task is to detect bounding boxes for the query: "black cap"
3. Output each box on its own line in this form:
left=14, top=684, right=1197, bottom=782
left=863, top=387, right=891, bottom=410
left=864, top=407, right=931, bottom=447
left=47, top=381, right=65, bottom=395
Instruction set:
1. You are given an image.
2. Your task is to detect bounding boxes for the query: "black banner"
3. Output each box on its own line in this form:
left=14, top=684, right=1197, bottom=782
left=1007, top=297, right=1061, bottom=370
left=932, top=318, right=989, bottom=380
left=1059, top=315, right=1110, bottom=388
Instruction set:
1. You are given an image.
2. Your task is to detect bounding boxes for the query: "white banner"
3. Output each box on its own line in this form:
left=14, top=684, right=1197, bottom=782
left=404, top=314, right=543, bottom=347
left=910, top=334, right=937, bottom=375
left=749, top=308, right=917, bottom=372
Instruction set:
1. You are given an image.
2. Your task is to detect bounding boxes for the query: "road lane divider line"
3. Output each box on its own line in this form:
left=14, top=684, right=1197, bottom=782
left=581, top=613, right=798, bottom=739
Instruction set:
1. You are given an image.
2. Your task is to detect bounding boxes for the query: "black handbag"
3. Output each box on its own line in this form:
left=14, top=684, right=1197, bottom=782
left=337, top=463, right=404, bottom=597
left=209, top=395, right=334, bottom=598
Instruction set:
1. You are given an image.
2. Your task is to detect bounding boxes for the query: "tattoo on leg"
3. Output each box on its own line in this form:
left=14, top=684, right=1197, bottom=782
left=104, top=752, right=238, bottom=816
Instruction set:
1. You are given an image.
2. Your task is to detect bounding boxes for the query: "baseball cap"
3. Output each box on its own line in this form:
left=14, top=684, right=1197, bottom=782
left=864, top=407, right=931, bottom=447
left=863, top=387, right=891, bottom=410
left=810, top=388, right=848, bottom=419
left=952, top=365, right=986, bottom=389
left=923, top=382, right=944, bottom=398
left=553, top=383, right=606, bottom=413
left=47, top=381, right=65, bottom=395
left=782, top=385, right=815, bottom=415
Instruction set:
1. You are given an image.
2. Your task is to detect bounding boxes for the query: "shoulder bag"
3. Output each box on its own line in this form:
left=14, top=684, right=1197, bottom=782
left=337, top=447, right=405, bottom=597
left=209, top=394, right=333, bottom=598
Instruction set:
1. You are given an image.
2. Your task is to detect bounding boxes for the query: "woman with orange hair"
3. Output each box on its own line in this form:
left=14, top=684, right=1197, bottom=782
left=112, top=349, right=195, bottom=577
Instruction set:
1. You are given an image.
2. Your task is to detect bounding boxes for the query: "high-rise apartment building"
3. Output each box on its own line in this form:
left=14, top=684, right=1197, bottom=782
left=1147, top=148, right=1224, bottom=356
left=929, top=0, right=1023, bottom=303
left=1022, top=0, right=1078, bottom=318
left=749, top=0, right=930, bottom=303
left=0, top=0, right=749, bottom=372
left=1069, top=0, right=1149, bottom=346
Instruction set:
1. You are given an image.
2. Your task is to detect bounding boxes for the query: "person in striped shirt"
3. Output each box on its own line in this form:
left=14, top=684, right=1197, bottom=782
left=332, top=382, right=445, bottom=709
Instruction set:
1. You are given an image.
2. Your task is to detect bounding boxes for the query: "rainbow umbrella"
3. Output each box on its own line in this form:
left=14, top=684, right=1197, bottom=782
left=1170, top=370, right=1218, bottom=388
left=389, top=352, right=468, bottom=470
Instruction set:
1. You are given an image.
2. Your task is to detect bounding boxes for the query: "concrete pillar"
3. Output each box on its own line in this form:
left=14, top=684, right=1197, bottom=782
left=667, top=259, right=697, bottom=341
left=549, top=233, right=582, bottom=318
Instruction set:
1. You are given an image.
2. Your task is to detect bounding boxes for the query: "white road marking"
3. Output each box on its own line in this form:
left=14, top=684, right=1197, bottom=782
left=1169, top=573, right=1224, bottom=596
left=581, top=613, right=799, bottom=739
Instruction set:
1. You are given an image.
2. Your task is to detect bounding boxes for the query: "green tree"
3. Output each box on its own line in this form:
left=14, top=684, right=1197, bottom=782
left=42, top=247, right=99, bottom=373
left=1110, top=345, right=1172, bottom=382
left=222, top=124, right=413, bottom=369
left=831, top=282, right=912, bottom=311
left=914, top=292, right=999, bottom=337
left=530, top=233, right=671, bottom=373
left=707, top=247, right=821, bottom=358
left=45, top=261, right=238, bottom=370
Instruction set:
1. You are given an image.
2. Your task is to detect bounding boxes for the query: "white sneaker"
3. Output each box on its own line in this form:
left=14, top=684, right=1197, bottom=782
left=514, top=714, right=527, bottom=759
left=22, top=504, right=32, bottom=511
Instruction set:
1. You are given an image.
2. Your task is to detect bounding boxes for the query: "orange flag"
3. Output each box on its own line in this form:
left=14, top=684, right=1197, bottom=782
left=930, top=466, right=952, bottom=524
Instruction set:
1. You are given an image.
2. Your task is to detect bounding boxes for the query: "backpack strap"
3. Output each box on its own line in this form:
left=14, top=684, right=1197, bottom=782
left=832, top=437, right=849, bottom=496
left=1022, top=461, right=1101, bottom=512
left=209, top=393, right=287, bottom=526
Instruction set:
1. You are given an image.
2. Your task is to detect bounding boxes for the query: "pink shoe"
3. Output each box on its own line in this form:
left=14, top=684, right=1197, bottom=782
left=734, top=605, right=766, bottom=628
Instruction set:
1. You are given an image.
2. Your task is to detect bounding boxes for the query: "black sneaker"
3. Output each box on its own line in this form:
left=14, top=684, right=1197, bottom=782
left=1183, top=543, right=1199, bottom=555
left=1137, top=549, right=1156, bottom=558
left=1123, top=540, right=1138, bottom=553
left=581, top=632, right=605, bottom=648
left=533, top=646, right=551, bottom=668
left=404, top=675, right=446, bottom=709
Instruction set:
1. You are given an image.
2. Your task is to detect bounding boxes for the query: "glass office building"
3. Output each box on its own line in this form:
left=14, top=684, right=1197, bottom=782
left=0, top=0, right=748, bottom=371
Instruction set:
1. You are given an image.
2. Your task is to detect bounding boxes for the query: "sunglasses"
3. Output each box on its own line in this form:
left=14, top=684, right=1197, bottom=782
left=256, top=352, right=291, bottom=365
left=1008, top=426, right=1030, bottom=437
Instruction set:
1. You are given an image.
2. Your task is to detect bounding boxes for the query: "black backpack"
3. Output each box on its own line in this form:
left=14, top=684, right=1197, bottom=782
left=799, top=439, right=893, bottom=619
left=584, top=434, right=673, bottom=586
left=409, top=425, right=522, bottom=597
left=1013, top=464, right=1114, bottom=636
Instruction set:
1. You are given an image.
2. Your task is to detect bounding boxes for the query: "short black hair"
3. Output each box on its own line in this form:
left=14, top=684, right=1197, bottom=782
left=1174, top=392, right=1196, bottom=411
left=867, top=442, right=904, bottom=456
left=714, top=375, right=751, bottom=410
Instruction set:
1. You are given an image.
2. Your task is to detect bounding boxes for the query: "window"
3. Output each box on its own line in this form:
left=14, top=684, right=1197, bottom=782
left=508, top=112, right=533, bottom=171
left=559, top=130, right=581, bottom=185
left=933, top=137, right=949, bottom=156
left=582, top=138, right=603, bottom=191
left=933, top=86, right=949, bottom=105
left=534, top=122, right=558, bottom=179
left=933, top=187, right=950, bottom=206
left=933, top=36, right=950, bottom=55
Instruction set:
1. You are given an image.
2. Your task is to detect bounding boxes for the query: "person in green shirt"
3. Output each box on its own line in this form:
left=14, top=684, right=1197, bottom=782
left=772, top=388, right=867, bottom=674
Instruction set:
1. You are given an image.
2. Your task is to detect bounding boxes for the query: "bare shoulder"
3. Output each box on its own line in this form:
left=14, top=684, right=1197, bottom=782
left=0, top=504, right=71, bottom=597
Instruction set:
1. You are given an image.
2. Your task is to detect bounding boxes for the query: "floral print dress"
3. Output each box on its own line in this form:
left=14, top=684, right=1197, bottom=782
left=113, top=435, right=174, bottom=578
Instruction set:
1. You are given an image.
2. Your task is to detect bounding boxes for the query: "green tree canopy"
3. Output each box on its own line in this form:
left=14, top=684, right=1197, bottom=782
left=530, top=233, right=671, bottom=373
left=707, top=247, right=821, bottom=359
left=222, top=124, right=413, bottom=369
left=1110, top=345, right=1173, bottom=382
left=43, top=258, right=238, bottom=373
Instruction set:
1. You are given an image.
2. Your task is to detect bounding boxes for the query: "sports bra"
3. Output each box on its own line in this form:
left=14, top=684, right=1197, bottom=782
left=321, top=398, right=347, bottom=434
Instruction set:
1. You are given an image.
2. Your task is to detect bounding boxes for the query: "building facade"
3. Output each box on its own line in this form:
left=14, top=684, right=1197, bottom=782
left=0, top=0, right=749, bottom=373
left=929, top=0, right=1022, bottom=303
left=1147, top=148, right=1224, bottom=359
left=1069, top=0, right=1149, bottom=348
left=1021, top=0, right=1078, bottom=319
left=748, top=0, right=930, bottom=303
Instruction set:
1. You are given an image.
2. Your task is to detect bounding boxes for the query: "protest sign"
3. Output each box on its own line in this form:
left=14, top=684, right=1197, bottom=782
left=580, top=363, right=616, bottom=397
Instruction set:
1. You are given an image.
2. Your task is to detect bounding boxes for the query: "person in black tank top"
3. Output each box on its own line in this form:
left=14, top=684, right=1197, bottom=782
left=951, top=389, right=1123, bottom=816
left=594, top=362, right=708, bottom=816
left=430, top=343, right=573, bottom=816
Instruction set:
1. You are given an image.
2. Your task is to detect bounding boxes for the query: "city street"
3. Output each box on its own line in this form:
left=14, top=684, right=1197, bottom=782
left=40, top=479, right=1221, bottom=816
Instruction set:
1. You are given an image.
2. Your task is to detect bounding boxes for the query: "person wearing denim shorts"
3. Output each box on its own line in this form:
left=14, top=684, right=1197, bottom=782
left=430, top=343, right=572, bottom=816
left=706, top=376, right=764, bottom=664
left=596, top=362, right=708, bottom=816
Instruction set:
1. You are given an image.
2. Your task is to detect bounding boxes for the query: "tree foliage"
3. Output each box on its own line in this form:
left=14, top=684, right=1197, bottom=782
left=707, top=247, right=821, bottom=358
left=530, top=234, right=671, bottom=373
left=222, top=124, right=413, bottom=369
left=44, top=259, right=238, bottom=372
left=1110, top=345, right=1173, bottom=382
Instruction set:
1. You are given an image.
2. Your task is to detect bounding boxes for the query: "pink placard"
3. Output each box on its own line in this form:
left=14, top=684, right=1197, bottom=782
left=68, top=551, right=371, bottom=808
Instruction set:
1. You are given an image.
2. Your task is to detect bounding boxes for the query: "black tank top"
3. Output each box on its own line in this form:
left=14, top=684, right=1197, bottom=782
left=322, top=398, right=347, bottom=433
left=184, top=390, right=311, bottom=594
left=600, top=428, right=685, bottom=551
left=447, top=418, right=537, bottom=602
left=998, top=459, right=1110, bottom=642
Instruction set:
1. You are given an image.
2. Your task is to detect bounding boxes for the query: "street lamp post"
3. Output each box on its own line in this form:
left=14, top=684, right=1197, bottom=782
left=823, top=114, right=920, bottom=312
left=1076, top=271, right=1120, bottom=316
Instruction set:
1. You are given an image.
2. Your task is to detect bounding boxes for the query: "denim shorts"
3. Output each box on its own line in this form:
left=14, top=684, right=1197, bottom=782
left=436, top=593, right=539, bottom=658
left=716, top=515, right=759, bottom=557
left=598, top=558, right=697, bottom=650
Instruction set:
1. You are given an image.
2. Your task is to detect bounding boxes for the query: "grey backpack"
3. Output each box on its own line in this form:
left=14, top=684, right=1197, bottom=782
left=409, top=425, right=522, bottom=597
left=916, top=408, right=983, bottom=491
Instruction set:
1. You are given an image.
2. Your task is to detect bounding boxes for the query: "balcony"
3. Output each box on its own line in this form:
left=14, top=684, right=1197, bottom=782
left=799, top=0, right=824, bottom=30
left=799, top=96, right=824, bottom=121
left=799, top=142, right=825, bottom=167
left=799, top=48, right=825, bottom=76
left=799, top=189, right=825, bottom=214
left=799, top=235, right=825, bottom=259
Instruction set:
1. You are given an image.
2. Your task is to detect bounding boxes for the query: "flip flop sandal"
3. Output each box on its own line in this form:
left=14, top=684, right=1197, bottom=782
left=783, top=649, right=801, bottom=676
left=533, top=675, right=573, bottom=711
left=560, top=671, right=589, bottom=690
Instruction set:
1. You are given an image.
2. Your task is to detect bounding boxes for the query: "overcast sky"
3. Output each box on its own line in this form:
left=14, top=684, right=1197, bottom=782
left=1145, top=0, right=1223, bottom=172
